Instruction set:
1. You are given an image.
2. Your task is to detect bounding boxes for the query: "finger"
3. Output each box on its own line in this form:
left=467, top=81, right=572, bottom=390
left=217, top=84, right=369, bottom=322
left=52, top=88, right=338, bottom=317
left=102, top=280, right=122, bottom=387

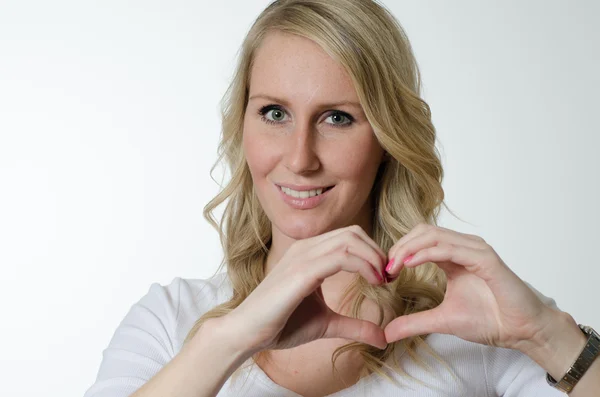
left=392, top=243, right=512, bottom=289
left=345, top=225, right=387, bottom=261
left=271, top=248, right=384, bottom=318
left=384, top=307, right=446, bottom=343
left=306, top=225, right=387, bottom=266
left=387, top=223, right=431, bottom=262
left=388, top=225, right=484, bottom=265
left=324, top=311, right=387, bottom=349
left=387, top=227, right=486, bottom=276
left=314, top=230, right=386, bottom=279
left=329, top=250, right=384, bottom=285
left=303, top=249, right=383, bottom=289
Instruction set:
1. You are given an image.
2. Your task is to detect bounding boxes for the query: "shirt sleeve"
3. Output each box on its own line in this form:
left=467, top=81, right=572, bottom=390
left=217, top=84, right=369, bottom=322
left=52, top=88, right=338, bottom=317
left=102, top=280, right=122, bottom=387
left=482, top=346, right=565, bottom=397
left=502, top=358, right=566, bottom=396
left=83, top=277, right=182, bottom=397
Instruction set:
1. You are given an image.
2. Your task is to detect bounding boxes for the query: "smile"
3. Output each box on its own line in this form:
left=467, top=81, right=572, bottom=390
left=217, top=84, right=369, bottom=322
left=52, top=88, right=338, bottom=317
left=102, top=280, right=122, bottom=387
left=275, top=184, right=335, bottom=210
left=278, top=186, right=333, bottom=198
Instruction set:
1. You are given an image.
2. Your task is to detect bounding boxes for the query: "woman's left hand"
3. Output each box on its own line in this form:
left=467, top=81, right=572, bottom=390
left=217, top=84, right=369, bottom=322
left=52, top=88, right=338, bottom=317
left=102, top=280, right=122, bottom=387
left=383, top=223, right=556, bottom=354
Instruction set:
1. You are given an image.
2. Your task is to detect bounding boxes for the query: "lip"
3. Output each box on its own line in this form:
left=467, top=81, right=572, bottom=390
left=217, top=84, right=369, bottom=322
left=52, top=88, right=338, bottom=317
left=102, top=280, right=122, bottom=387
left=275, top=183, right=334, bottom=210
left=275, top=182, right=334, bottom=191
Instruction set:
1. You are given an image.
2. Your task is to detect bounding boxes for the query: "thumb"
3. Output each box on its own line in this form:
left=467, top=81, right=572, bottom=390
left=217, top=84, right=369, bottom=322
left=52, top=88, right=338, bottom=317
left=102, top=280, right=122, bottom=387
left=323, top=312, right=387, bottom=350
left=384, top=308, right=445, bottom=343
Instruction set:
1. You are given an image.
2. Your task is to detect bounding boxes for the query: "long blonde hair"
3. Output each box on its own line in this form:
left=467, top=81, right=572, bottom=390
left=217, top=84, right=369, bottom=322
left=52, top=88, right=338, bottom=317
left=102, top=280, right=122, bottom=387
left=185, top=0, right=460, bottom=388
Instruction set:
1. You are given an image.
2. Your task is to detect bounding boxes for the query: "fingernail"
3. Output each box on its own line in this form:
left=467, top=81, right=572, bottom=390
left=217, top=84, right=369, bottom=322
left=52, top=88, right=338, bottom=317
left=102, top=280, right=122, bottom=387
left=403, top=254, right=415, bottom=264
left=385, top=258, right=395, bottom=273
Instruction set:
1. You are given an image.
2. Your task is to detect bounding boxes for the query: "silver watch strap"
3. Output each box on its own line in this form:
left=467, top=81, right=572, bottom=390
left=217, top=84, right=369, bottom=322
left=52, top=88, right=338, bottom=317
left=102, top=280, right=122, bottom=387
left=546, top=324, right=600, bottom=393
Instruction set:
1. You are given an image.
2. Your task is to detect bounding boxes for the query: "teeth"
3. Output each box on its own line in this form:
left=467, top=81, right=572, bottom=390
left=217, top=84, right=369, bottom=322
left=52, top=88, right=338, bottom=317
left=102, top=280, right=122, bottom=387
left=281, top=186, right=325, bottom=198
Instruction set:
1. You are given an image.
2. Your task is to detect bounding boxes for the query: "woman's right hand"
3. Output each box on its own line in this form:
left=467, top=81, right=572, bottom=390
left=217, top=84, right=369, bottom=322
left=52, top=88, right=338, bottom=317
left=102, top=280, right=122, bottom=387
left=219, top=225, right=389, bottom=355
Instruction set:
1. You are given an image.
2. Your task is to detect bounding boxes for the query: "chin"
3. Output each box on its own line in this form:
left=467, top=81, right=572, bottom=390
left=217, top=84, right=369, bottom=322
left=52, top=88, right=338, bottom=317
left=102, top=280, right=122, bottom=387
left=275, top=216, right=334, bottom=240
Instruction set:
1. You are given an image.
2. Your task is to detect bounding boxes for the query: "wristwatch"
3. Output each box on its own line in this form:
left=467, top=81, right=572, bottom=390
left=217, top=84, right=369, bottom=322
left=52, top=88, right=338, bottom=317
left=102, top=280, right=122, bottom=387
left=546, top=324, right=600, bottom=393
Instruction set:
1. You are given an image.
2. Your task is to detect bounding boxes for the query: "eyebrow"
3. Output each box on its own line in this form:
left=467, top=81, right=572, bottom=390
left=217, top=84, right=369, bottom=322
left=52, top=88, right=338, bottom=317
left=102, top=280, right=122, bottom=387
left=248, top=94, right=363, bottom=110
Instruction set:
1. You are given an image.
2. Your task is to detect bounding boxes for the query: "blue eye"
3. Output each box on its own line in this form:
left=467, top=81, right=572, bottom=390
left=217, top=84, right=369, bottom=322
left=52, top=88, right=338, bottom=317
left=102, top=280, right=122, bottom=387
left=258, top=105, right=288, bottom=125
left=257, top=104, right=355, bottom=128
left=325, top=112, right=353, bottom=127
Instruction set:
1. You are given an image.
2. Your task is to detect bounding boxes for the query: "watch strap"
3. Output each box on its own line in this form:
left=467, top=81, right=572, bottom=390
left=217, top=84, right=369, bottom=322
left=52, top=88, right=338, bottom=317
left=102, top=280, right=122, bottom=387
left=546, top=324, right=600, bottom=393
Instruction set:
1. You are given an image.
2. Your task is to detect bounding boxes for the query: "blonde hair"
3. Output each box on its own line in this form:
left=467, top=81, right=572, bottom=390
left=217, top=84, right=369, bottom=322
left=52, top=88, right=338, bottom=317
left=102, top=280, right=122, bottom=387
left=184, top=0, right=461, bottom=389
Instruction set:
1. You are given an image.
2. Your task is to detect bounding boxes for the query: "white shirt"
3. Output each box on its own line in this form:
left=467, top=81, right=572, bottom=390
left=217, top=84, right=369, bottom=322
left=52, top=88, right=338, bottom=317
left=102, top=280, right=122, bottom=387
left=83, top=272, right=565, bottom=396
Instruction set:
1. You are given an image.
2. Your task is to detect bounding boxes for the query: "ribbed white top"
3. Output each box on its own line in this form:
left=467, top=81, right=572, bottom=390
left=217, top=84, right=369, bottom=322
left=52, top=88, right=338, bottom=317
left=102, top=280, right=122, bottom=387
left=84, top=272, right=564, bottom=396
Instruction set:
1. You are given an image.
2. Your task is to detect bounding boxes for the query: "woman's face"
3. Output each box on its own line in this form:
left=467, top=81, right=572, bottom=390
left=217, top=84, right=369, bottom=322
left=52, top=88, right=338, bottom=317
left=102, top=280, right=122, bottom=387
left=243, top=31, right=385, bottom=240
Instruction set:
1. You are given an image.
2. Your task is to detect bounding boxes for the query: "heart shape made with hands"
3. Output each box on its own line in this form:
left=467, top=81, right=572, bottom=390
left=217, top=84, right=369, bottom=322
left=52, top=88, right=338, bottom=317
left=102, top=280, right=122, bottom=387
left=380, top=223, right=553, bottom=352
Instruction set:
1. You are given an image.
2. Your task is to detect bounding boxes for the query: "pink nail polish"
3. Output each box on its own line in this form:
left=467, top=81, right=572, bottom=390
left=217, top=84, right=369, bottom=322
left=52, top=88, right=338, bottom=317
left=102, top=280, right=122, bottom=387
left=385, top=258, right=395, bottom=273
left=403, top=254, right=414, bottom=264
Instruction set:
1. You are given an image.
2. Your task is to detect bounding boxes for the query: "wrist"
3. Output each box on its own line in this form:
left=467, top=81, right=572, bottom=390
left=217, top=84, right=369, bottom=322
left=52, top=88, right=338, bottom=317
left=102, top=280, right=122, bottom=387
left=190, top=316, right=255, bottom=365
left=518, top=308, right=587, bottom=380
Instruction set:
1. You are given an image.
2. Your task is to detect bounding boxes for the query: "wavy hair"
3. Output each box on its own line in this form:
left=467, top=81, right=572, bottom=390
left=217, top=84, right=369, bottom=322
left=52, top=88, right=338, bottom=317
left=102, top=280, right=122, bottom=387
left=184, top=0, right=461, bottom=389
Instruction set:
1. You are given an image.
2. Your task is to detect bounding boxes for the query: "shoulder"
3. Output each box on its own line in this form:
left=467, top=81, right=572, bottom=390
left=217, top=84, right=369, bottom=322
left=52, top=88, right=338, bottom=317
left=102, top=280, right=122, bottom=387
left=83, top=272, right=234, bottom=396
left=139, top=272, right=233, bottom=352
left=170, top=271, right=233, bottom=314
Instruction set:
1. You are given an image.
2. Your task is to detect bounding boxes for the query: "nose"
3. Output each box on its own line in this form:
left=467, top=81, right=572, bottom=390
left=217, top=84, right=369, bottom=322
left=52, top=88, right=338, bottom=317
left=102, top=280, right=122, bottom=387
left=284, top=121, right=321, bottom=174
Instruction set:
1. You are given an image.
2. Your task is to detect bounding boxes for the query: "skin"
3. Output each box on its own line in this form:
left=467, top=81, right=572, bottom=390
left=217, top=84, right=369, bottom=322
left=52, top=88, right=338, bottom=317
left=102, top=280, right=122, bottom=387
left=240, top=30, right=600, bottom=397
left=384, top=224, right=599, bottom=396
left=241, top=30, right=388, bottom=394
left=130, top=26, right=599, bottom=397
left=243, top=31, right=386, bottom=294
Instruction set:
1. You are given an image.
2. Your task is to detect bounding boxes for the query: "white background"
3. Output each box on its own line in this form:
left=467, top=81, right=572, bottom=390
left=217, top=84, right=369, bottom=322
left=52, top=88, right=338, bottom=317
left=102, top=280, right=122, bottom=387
left=0, top=1, right=598, bottom=396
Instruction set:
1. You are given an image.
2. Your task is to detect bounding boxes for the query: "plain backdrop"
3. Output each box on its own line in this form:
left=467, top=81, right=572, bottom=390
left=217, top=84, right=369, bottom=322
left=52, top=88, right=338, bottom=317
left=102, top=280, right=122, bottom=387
left=0, top=1, right=598, bottom=396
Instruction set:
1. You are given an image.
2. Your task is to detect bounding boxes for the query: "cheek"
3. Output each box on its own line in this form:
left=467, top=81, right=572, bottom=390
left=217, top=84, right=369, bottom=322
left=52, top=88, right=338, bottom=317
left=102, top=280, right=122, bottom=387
left=242, top=124, right=280, bottom=181
left=327, top=135, right=383, bottom=181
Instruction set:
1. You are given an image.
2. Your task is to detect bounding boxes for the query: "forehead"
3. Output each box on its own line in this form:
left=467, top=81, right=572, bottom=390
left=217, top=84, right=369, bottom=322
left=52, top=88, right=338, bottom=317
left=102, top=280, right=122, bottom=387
left=249, top=31, right=358, bottom=102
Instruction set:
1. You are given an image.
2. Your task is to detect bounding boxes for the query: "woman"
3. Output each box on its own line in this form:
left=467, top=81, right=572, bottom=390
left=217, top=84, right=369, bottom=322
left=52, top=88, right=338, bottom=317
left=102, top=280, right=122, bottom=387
left=84, top=1, right=599, bottom=396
